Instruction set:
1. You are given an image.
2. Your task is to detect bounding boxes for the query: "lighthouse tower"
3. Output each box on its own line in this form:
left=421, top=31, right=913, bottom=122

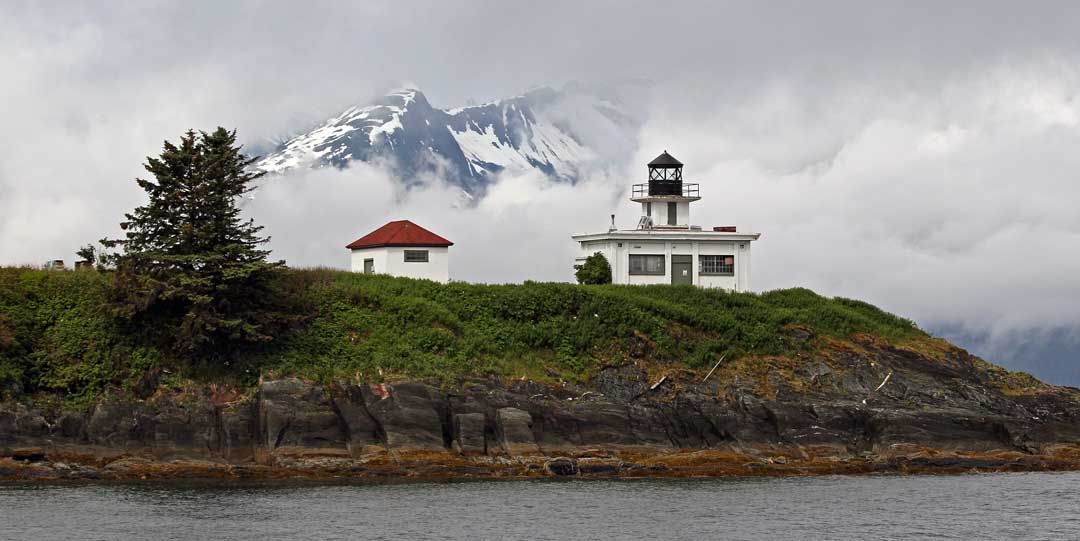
left=571, top=151, right=761, bottom=290
left=631, top=151, right=700, bottom=229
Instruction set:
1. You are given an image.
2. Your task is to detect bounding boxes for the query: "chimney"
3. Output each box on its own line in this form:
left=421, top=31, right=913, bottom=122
left=609, top=214, right=617, bottom=232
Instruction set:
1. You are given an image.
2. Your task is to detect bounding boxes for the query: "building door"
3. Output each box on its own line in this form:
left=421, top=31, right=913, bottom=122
left=667, top=202, right=678, bottom=226
left=671, top=255, right=692, bottom=285
left=363, top=258, right=374, bottom=274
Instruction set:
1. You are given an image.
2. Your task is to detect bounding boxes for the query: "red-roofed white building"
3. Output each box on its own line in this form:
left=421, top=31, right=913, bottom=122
left=346, top=220, right=453, bottom=282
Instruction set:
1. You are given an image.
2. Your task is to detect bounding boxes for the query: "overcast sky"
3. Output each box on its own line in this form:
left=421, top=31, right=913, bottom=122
left=2, top=1, right=1080, bottom=384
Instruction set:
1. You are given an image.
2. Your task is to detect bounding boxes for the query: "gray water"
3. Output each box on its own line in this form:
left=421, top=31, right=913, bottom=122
left=2, top=472, right=1079, bottom=540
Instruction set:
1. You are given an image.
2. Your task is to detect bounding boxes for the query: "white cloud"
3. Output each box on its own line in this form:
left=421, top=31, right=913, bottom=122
left=251, top=163, right=628, bottom=284
left=636, top=58, right=1080, bottom=353
left=5, top=2, right=1080, bottom=382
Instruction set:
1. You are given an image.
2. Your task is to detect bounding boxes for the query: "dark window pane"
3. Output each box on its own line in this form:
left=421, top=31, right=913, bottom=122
left=629, top=254, right=665, bottom=275
left=404, top=250, right=429, bottom=262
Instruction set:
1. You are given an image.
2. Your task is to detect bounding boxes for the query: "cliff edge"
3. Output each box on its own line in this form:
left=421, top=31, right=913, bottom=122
left=2, top=268, right=1080, bottom=481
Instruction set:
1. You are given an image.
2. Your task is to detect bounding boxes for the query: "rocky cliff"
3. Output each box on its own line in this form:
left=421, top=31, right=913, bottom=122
left=4, top=333, right=1080, bottom=482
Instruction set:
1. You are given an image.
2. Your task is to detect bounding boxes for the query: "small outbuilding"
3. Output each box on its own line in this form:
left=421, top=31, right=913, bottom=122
left=347, top=220, right=453, bottom=282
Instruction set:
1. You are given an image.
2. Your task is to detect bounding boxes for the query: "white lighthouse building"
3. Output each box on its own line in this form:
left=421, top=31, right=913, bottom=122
left=572, top=151, right=761, bottom=291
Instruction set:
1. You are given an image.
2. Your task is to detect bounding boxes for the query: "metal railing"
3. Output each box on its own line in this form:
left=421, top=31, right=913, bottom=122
left=631, top=182, right=700, bottom=198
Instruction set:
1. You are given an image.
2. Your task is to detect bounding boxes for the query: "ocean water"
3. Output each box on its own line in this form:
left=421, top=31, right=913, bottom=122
left=2, top=472, right=1079, bottom=540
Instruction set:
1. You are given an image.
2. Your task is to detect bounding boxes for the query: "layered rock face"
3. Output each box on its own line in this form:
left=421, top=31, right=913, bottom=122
left=3, top=337, right=1080, bottom=481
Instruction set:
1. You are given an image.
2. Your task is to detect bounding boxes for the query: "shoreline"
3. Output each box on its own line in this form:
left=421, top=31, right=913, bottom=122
left=6, top=445, right=1080, bottom=485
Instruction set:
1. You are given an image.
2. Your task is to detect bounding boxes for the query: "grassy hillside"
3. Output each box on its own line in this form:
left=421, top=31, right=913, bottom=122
left=0, top=267, right=922, bottom=402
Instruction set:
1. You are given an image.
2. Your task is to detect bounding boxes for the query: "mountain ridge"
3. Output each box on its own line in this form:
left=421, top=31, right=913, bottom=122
left=255, top=83, right=647, bottom=191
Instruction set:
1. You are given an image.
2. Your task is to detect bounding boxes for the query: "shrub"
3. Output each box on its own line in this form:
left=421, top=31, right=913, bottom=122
left=575, top=252, right=612, bottom=285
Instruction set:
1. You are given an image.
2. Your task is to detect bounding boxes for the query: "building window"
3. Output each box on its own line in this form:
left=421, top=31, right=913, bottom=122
left=646, top=202, right=652, bottom=216
left=667, top=202, right=677, bottom=225
left=699, top=255, right=734, bottom=275
left=404, top=250, right=429, bottom=263
left=363, top=258, right=374, bottom=274
left=629, top=254, right=665, bottom=275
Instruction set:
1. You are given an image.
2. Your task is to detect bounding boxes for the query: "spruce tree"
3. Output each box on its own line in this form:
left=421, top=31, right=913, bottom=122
left=102, top=128, right=285, bottom=359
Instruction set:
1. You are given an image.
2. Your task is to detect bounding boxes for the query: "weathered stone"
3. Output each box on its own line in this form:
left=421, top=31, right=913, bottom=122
left=577, top=457, right=620, bottom=475
left=219, top=400, right=256, bottom=461
left=452, top=412, right=486, bottom=455
left=11, top=447, right=45, bottom=462
left=361, top=382, right=446, bottom=451
left=330, top=382, right=383, bottom=456
left=545, top=457, right=578, bottom=476
left=572, top=403, right=639, bottom=446
left=85, top=402, right=148, bottom=448
left=146, top=392, right=218, bottom=455
left=495, top=407, right=540, bottom=455
left=0, top=404, right=48, bottom=443
left=783, top=325, right=813, bottom=345
left=4, top=330, right=1080, bottom=481
left=54, top=411, right=85, bottom=440
left=593, top=364, right=648, bottom=401
left=258, top=378, right=347, bottom=458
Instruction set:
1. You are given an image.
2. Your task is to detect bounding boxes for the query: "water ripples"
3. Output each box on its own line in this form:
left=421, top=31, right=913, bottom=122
left=3, top=472, right=1080, bottom=540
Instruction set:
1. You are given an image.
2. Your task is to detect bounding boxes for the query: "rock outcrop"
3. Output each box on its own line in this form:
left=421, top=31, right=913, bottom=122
left=3, top=337, right=1080, bottom=481
left=257, top=378, right=347, bottom=459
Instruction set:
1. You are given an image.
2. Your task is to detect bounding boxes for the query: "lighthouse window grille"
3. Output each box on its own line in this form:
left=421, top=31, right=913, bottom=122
left=629, top=254, right=665, bottom=275
left=700, top=255, right=734, bottom=275
left=404, top=250, right=429, bottom=263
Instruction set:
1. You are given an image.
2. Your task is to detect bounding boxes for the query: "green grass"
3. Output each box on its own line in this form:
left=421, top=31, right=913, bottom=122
left=0, top=266, right=922, bottom=400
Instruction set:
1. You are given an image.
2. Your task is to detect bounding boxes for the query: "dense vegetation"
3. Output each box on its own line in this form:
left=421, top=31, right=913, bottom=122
left=0, top=266, right=922, bottom=403
left=574, top=252, right=612, bottom=285
left=100, top=128, right=288, bottom=359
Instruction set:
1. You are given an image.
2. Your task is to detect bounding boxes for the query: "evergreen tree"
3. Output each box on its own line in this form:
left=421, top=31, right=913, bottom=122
left=75, top=244, right=96, bottom=266
left=102, top=128, right=285, bottom=359
left=575, top=252, right=612, bottom=285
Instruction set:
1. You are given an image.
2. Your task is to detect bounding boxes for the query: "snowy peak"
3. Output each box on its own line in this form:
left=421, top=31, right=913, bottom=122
left=255, top=83, right=646, bottom=190
left=445, top=89, right=590, bottom=180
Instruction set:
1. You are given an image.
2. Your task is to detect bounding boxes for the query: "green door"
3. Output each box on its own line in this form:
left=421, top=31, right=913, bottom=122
left=671, top=255, right=692, bottom=285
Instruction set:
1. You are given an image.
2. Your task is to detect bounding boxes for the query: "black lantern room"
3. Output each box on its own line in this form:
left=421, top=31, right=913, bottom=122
left=647, top=151, right=684, bottom=196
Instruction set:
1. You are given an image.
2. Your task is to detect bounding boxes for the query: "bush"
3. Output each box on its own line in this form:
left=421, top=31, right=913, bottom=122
left=575, top=252, right=612, bottom=285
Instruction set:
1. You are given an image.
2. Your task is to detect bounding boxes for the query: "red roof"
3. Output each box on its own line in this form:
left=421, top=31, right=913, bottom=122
left=346, top=220, right=453, bottom=249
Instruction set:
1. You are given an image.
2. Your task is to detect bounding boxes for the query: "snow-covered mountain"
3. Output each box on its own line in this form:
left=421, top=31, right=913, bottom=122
left=255, top=83, right=648, bottom=191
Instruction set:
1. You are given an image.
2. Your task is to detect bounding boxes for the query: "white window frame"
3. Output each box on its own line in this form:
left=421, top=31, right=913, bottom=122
left=629, top=254, right=666, bottom=275
left=699, top=254, right=734, bottom=275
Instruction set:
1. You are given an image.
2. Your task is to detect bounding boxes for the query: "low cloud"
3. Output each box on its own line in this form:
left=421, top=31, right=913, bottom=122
left=250, top=162, right=629, bottom=283
left=636, top=58, right=1080, bottom=377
